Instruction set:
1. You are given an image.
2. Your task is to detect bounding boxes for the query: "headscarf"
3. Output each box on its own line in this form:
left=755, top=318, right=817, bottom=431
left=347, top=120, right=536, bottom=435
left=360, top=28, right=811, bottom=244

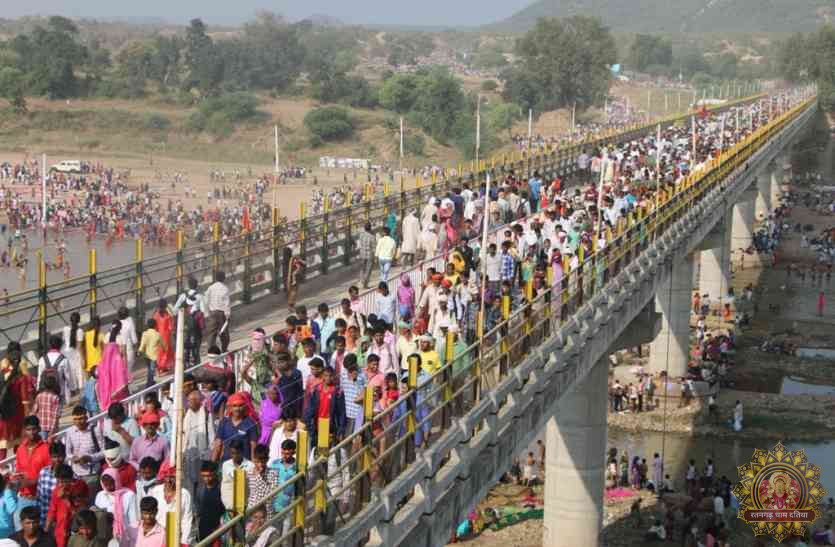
left=251, top=331, right=266, bottom=353
left=101, top=468, right=130, bottom=539
left=258, top=384, right=282, bottom=445
left=226, top=391, right=259, bottom=423
left=397, top=274, right=415, bottom=307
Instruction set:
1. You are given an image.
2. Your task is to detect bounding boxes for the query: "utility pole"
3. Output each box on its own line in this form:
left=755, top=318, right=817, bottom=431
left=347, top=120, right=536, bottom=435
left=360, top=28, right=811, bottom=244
left=41, top=154, right=47, bottom=232
left=475, top=94, right=481, bottom=169
left=528, top=108, right=533, bottom=144
left=274, top=125, right=279, bottom=174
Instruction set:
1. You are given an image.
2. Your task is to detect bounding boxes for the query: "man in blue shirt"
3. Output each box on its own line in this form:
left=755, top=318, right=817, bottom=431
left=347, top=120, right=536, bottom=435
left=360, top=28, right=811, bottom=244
left=528, top=172, right=543, bottom=212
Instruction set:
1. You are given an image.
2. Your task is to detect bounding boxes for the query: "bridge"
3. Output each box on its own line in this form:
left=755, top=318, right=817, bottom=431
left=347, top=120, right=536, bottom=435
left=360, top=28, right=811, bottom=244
left=0, top=92, right=766, bottom=363
left=0, top=88, right=817, bottom=546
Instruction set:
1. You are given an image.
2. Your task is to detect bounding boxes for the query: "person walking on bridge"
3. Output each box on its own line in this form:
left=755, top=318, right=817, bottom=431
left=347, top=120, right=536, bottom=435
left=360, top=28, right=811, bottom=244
left=358, top=223, right=376, bottom=289
left=375, top=227, right=396, bottom=284
left=206, top=271, right=231, bottom=353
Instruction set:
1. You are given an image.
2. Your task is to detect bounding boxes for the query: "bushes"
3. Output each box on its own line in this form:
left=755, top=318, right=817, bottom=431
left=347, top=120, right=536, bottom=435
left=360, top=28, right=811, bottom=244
left=198, top=92, right=261, bottom=123
left=145, top=113, right=171, bottom=130
left=481, top=80, right=499, bottom=92
left=303, top=106, right=354, bottom=146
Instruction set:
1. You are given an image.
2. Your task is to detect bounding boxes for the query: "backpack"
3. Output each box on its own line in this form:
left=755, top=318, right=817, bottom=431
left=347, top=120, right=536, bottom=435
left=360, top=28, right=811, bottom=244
left=40, top=352, right=66, bottom=389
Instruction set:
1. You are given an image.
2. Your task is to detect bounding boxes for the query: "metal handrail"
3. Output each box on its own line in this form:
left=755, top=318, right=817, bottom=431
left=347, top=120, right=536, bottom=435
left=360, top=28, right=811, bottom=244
left=190, top=92, right=814, bottom=546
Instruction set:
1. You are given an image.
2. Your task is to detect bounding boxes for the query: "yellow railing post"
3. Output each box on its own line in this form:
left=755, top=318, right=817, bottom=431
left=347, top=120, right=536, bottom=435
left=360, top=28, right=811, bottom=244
left=37, top=252, right=47, bottom=351
left=88, top=249, right=97, bottom=319
left=293, top=430, right=309, bottom=540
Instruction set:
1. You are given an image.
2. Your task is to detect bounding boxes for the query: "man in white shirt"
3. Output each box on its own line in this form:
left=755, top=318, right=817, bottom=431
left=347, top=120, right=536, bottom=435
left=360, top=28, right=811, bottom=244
left=205, top=270, right=231, bottom=352
left=375, top=227, right=396, bottom=283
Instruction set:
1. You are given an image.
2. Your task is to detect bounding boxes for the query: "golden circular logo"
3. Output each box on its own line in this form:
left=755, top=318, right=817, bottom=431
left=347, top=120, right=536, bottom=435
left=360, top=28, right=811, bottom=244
left=733, top=442, right=827, bottom=542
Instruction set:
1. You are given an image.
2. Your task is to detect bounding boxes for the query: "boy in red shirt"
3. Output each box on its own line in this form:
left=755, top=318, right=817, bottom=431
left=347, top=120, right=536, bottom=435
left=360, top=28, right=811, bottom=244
left=45, top=464, right=89, bottom=547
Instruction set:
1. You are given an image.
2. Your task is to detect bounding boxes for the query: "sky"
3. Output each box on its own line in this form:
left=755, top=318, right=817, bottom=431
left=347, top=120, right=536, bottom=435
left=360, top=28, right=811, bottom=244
left=3, top=0, right=533, bottom=27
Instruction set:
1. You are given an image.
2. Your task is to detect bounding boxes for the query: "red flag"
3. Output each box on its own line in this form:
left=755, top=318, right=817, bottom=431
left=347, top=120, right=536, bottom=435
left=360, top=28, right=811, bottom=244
left=242, top=207, right=252, bottom=232
left=699, top=105, right=709, bottom=118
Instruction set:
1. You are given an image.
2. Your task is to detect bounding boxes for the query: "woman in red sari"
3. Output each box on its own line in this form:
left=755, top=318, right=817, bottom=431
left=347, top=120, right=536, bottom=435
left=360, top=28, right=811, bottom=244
left=153, top=299, right=175, bottom=373
left=0, top=342, right=35, bottom=458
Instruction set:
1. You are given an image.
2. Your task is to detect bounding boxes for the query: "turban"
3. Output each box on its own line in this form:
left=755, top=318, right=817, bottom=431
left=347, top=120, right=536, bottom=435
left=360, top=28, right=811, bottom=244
left=228, top=392, right=247, bottom=407
left=138, top=411, right=161, bottom=425
left=158, top=460, right=177, bottom=480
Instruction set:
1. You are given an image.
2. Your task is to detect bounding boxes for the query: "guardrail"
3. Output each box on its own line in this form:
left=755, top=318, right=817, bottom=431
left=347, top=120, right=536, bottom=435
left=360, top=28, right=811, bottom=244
left=185, top=94, right=812, bottom=545
left=0, top=93, right=766, bottom=365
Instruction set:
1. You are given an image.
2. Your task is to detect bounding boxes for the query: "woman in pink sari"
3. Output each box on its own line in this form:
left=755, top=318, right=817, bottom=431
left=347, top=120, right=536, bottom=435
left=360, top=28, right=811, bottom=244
left=96, top=321, right=131, bottom=411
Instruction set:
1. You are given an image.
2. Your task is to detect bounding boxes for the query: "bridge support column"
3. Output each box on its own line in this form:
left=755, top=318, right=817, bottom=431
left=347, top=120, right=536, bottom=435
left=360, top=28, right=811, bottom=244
left=543, top=358, right=608, bottom=547
left=755, top=172, right=772, bottom=220
left=771, top=169, right=783, bottom=209
left=698, top=215, right=732, bottom=303
left=648, top=254, right=694, bottom=377
left=731, top=198, right=755, bottom=256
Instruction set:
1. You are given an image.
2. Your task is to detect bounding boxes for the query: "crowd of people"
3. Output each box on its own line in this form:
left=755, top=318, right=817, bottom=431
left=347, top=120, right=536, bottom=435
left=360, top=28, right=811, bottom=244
left=0, top=89, right=808, bottom=546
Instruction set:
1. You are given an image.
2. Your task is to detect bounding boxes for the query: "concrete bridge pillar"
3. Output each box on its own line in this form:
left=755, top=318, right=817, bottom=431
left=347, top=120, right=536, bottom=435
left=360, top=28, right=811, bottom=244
left=731, top=198, right=755, bottom=255
left=648, top=253, right=694, bottom=378
left=698, top=214, right=732, bottom=304
left=543, top=357, right=608, bottom=547
left=771, top=169, right=783, bottom=209
left=755, top=171, right=772, bottom=220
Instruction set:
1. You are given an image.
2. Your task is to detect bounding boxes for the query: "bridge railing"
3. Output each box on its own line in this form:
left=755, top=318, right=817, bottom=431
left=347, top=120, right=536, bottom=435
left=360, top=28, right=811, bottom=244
left=192, top=95, right=815, bottom=545
left=0, top=93, right=765, bottom=362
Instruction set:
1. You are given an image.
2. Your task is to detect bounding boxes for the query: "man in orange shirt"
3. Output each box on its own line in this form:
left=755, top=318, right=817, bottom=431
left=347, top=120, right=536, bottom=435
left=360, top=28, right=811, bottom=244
left=13, top=415, right=50, bottom=528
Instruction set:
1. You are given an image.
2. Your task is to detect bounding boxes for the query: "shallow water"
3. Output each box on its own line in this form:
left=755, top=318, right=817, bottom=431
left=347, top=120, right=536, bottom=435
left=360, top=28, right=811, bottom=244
left=608, top=429, right=835, bottom=499
left=781, top=376, right=835, bottom=396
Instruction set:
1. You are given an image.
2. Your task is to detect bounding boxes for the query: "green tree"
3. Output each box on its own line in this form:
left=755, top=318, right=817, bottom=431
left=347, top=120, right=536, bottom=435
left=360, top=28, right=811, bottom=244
left=628, top=35, right=673, bottom=72
left=472, top=46, right=509, bottom=70
left=487, top=101, right=522, bottom=141
left=183, top=18, right=223, bottom=97
left=304, top=106, right=354, bottom=144
left=378, top=74, right=420, bottom=113
left=411, top=69, right=467, bottom=142
left=10, top=16, right=88, bottom=99
left=501, top=16, right=616, bottom=113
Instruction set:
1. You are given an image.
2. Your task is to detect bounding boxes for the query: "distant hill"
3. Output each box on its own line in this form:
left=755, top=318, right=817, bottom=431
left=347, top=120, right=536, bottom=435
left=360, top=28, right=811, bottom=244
left=487, top=0, right=835, bottom=34
left=302, top=14, right=346, bottom=27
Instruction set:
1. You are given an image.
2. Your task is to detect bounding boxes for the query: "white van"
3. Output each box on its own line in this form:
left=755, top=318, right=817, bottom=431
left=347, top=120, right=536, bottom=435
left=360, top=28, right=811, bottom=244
left=50, top=160, right=82, bottom=174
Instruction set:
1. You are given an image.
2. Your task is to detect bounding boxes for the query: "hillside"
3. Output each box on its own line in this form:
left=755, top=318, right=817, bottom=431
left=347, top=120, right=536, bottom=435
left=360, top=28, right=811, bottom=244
left=488, top=0, right=835, bottom=34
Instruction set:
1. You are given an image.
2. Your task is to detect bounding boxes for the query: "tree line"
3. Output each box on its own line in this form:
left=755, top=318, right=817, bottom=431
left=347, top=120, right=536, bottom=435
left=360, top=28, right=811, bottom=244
left=0, top=13, right=623, bottom=157
left=778, top=27, right=835, bottom=111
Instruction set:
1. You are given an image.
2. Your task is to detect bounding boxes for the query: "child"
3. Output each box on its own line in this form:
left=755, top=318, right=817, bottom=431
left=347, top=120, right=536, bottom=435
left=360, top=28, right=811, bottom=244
left=125, top=497, right=165, bottom=546
left=269, top=439, right=297, bottom=535
left=195, top=461, right=224, bottom=543
left=34, top=375, right=62, bottom=440
left=67, top=508, right=117, bottom=547
left=0, top=473, right=16, bottom=538
left=138, top=319, right=162, bottom=388
left=46, top=464, right=90, bottom=547
left=522, top=452, right=538, bottom=486
left=134, top=458, right=160, bottom=516
left=80, top=368, right=99, bottom=416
